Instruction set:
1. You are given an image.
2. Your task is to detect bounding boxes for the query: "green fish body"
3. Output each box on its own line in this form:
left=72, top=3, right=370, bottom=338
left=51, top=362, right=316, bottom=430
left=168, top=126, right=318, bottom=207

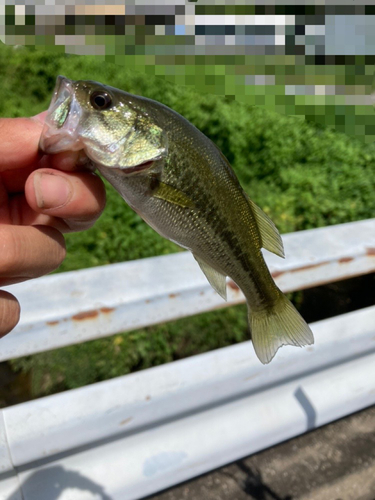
left=40, top=76, right=314, bottom=363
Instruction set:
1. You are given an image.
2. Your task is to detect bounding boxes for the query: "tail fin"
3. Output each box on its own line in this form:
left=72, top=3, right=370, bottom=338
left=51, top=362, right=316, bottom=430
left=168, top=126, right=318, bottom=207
left=249, top=294, right=314, bottom=364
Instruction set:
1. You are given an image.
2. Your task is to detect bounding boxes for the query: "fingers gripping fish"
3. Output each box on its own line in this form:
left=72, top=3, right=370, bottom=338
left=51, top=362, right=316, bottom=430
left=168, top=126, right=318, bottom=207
left=39, top=76, right=314, bottom=364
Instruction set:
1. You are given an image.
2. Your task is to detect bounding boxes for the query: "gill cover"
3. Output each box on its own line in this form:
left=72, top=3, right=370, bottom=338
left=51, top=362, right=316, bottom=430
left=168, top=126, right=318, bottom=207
left=113, top=120, right=168, bottom=169
left=85, top=83, right=169, bottom=168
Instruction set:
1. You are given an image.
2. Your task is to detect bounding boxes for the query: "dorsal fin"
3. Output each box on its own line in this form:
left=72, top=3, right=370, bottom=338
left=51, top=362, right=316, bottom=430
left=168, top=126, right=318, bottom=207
left=247, top=196, right=285, bottom=258
left=193, top=255, right=227, bottom=301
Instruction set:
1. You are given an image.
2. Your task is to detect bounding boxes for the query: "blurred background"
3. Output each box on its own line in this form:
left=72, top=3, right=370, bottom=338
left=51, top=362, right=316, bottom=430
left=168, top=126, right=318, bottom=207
left=2, top=1, right=375, bottom=142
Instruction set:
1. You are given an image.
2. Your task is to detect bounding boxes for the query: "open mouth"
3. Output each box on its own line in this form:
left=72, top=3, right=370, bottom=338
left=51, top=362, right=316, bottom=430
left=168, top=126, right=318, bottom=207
left=47, top=76, right=73, bottom=128
left=52, top=92, right=71, bottom=129
left=39, top=76, right=83, bottom=154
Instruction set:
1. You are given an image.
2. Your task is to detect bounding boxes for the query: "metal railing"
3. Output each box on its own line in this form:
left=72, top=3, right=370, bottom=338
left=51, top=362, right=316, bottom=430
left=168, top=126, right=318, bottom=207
left=0, top=218, right=375, bottom=500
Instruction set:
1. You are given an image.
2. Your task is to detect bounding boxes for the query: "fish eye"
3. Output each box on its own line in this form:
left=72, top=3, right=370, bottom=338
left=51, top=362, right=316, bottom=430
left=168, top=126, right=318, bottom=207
left=90, top=91, right=112, bottom=111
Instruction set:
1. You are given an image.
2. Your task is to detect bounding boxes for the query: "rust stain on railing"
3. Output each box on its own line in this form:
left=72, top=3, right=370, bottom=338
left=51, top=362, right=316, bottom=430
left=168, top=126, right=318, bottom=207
left=338, top=257, right=354, bottom=263
left=272, top=270, right=284, bottom=278
left=72, top=307, right=116, bottom=322
left=72, top=310, right=99, bottom=321
left=290, top=262, right=325, bottom=273
left=100, top=307, right=115, bottom=314
left=270, top=262, right=327, bottom=280
left=228, top=281, right=240, bottom=291
left=271, top=251, right=375, bottom=281
left=46, top=306, right=116, bottom=326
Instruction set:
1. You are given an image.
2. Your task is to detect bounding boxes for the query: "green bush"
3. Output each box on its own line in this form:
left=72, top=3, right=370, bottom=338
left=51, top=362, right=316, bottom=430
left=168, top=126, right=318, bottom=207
left=3, top=44, right=375, bottom=399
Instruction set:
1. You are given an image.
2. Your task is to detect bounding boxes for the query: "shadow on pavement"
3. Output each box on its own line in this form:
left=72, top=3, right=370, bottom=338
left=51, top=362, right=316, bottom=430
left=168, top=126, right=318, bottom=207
left=5, top=465, right=112, bottom=500
left=222, top=460, right=292, bottom=500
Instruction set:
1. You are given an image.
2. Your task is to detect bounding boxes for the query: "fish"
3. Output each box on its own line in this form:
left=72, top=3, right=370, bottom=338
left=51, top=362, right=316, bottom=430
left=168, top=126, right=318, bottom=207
left=39, top=76, right=314, bottom=364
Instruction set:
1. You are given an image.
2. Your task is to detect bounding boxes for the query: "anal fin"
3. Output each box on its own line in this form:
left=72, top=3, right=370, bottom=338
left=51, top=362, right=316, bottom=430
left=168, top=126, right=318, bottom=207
left=193, top=255, right=227, bottom=301
left=247, top=196, right=285, bottom=258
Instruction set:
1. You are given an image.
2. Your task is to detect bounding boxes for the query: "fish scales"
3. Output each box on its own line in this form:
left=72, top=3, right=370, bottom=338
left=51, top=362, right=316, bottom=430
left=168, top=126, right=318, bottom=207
left=130, top=98, right=276, bottom=308
left=136, top=157, right=264, bottom=303
left=39, top=76, right=314, bottom=364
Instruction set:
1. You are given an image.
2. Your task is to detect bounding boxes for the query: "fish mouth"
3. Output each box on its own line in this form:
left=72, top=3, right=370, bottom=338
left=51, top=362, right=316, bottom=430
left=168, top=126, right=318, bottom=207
left=39, top=76, right=84, bottom=154
left=98, top=160, right=157, bottom=180
left=120, top=159, right=157, bottom=174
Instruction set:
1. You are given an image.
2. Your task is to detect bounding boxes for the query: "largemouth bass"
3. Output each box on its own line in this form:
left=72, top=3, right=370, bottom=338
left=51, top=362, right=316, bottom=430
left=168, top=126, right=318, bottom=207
left=39, top=76, right=314, bottom=364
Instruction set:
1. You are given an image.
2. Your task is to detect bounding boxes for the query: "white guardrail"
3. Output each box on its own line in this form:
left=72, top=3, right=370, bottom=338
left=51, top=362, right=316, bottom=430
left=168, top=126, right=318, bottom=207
left=0, top=219, right=375, bottom=500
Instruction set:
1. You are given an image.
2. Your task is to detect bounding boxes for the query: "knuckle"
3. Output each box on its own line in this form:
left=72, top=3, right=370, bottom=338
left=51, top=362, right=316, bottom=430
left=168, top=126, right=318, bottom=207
left=0, top=292, right=20, bottom=337
left=56, top=240, right=67, bottom=265
left=0, top=225, right=66, bottom=278
left=39, top=227, right=67, bottom=270
left=0, top=226, right=21, bottom=273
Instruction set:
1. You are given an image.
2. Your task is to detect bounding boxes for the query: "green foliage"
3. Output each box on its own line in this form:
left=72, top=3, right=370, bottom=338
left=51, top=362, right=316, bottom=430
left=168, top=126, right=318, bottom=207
left=3, top=44, right=375, bottom=399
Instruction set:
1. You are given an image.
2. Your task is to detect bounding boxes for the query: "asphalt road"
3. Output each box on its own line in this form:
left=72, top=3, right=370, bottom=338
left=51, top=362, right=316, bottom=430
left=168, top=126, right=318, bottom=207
left=146, top=405, right=375, bottom=500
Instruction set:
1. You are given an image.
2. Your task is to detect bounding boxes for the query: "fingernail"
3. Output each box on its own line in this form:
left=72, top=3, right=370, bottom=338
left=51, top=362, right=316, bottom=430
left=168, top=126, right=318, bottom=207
left=34, top=172, right=72, bottom=209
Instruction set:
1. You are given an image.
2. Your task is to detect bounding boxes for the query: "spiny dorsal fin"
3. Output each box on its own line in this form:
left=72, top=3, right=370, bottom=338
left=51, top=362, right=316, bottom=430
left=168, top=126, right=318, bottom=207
left=247, top=196, right=285, bottom=259
left=193, top=255, right=227, bottom=301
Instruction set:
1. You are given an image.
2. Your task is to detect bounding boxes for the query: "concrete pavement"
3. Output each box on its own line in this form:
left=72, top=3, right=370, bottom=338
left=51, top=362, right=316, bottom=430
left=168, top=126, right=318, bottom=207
left=146, top=405, right=375, bottom=500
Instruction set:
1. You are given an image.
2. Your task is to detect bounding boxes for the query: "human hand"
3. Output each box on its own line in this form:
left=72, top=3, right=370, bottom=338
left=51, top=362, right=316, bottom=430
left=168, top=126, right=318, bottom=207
left=0, top=115, right=106, bottom=337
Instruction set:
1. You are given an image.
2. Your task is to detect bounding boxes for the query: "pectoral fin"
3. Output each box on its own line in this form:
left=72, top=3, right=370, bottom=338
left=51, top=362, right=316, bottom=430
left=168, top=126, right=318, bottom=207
left=152, top=180, right=194, bottom=208
left=193, top=255, right=227, bottom=301
left=246, top=196, right=285, bottom=258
